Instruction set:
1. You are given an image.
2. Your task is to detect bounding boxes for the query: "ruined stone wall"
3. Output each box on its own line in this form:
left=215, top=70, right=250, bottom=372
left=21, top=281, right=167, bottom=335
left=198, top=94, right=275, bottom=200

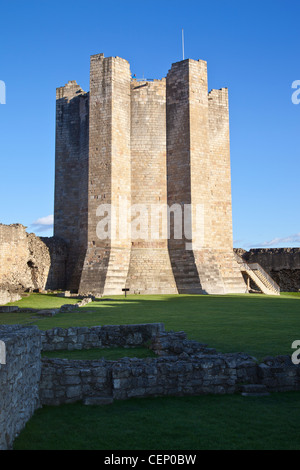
left=0, top=325, right=41, bottom=450
left=0, top=224, right=51, bottom=300
left=0, top=224, right=67, bottom=304
left=41, top=323, right=165, bottom=351
left=235, top=248, right=300, bottom=291
left=258, top=355, right=300, bottom=391
left=0, top=224, right=34, bottom=295
left=40, top=353, right=258, bottom=406
left=39, top=326, right=300, bottom=407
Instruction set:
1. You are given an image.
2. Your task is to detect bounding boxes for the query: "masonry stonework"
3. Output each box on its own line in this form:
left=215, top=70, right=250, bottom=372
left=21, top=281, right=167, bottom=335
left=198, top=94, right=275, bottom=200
left=78, top=55, right=132, bottom=295
left=54, top=53, right=246, bottom=295
left=39, top=326, right=300, bottom=406
left=54, top=80, right=89, bottom=291
left=0, top=224, right=67, bottom=304
left=0, top=325, right=41, bottom=450
left=126, top=78, right=177, bottom=294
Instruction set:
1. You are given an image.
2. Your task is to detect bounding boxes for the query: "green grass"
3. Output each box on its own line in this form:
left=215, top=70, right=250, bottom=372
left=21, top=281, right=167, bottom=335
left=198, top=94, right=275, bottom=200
left=42, top=346, right=156, bottom=360
left=13, top=392, right=300, bottom=450
left=2, top=292, right=300, bottom=359
left=0, top=293, right=80, bottom=326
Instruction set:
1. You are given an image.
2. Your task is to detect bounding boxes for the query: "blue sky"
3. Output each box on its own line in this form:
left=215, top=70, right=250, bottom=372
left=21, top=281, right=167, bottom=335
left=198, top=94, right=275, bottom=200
left=0, top=0, right=299, bottom=249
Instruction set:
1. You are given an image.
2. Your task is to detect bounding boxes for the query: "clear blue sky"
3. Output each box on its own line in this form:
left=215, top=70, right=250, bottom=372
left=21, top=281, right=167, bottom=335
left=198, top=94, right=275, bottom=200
left=0, top=0, right=299, bottom=249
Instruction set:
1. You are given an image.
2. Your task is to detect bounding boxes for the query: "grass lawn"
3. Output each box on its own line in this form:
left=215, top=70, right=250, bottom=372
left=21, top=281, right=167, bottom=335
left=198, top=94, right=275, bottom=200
left=42, top=346, right=157, bottom=360
left=13, top=392, right=300, bottom=450
left=1, top=292, right=300, bottom=359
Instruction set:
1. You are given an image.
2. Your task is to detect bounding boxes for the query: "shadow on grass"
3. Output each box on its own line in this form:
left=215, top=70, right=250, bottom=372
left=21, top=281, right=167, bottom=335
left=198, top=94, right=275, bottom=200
left=1, top=292, right=299, bottom=359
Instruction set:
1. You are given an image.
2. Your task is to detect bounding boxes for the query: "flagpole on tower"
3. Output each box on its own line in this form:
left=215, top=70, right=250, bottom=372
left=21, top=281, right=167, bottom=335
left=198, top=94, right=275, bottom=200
left=182, top=28, right=185, bottom=60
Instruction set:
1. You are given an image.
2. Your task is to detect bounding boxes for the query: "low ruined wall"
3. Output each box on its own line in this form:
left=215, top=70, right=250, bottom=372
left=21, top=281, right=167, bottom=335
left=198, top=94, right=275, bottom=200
left=39, top=327, right=300, bottom=406
left=40, top=352, right=258, bottom=406
left=0, top=325, right=41, bottom=450
left=0, top=289, right=22, bottom=306
left=0, top=224, right=68, bottom=304
left=41, top=323, right=165, bottom=351
left=111, top=353, right=257, bottom=401
left=235, top=248, right=300, bottom=291
left=258, top=355, right=300, bottom=392
left=149, top=331, right=217, bottom=356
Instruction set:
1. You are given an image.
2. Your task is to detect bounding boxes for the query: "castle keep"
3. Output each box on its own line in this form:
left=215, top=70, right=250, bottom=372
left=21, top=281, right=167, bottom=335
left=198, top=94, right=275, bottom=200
left=54, top=53, right=247, bottom=295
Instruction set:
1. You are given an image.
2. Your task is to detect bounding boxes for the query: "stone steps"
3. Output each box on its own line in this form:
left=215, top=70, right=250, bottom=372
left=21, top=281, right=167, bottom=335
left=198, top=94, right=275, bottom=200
left=103, top=248, right=131, bottom=294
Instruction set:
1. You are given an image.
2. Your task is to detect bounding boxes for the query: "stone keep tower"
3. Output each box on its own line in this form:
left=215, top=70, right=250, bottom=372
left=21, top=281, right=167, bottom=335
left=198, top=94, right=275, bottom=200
left=54, top=53, right=246, bottom=295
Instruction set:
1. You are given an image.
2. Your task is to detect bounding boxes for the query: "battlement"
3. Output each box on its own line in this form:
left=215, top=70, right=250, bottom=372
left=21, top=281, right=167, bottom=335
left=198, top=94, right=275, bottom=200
left=56, top=80, right=87, bottom=101
left=208, top=87, right=229, bottom=106
left=168, top=57, right=207, bottom=69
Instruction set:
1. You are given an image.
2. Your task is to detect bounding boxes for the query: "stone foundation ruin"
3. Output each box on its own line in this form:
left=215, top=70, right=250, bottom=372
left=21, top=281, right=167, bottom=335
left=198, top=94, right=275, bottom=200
left=0, top=323, right=299, bottom=450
